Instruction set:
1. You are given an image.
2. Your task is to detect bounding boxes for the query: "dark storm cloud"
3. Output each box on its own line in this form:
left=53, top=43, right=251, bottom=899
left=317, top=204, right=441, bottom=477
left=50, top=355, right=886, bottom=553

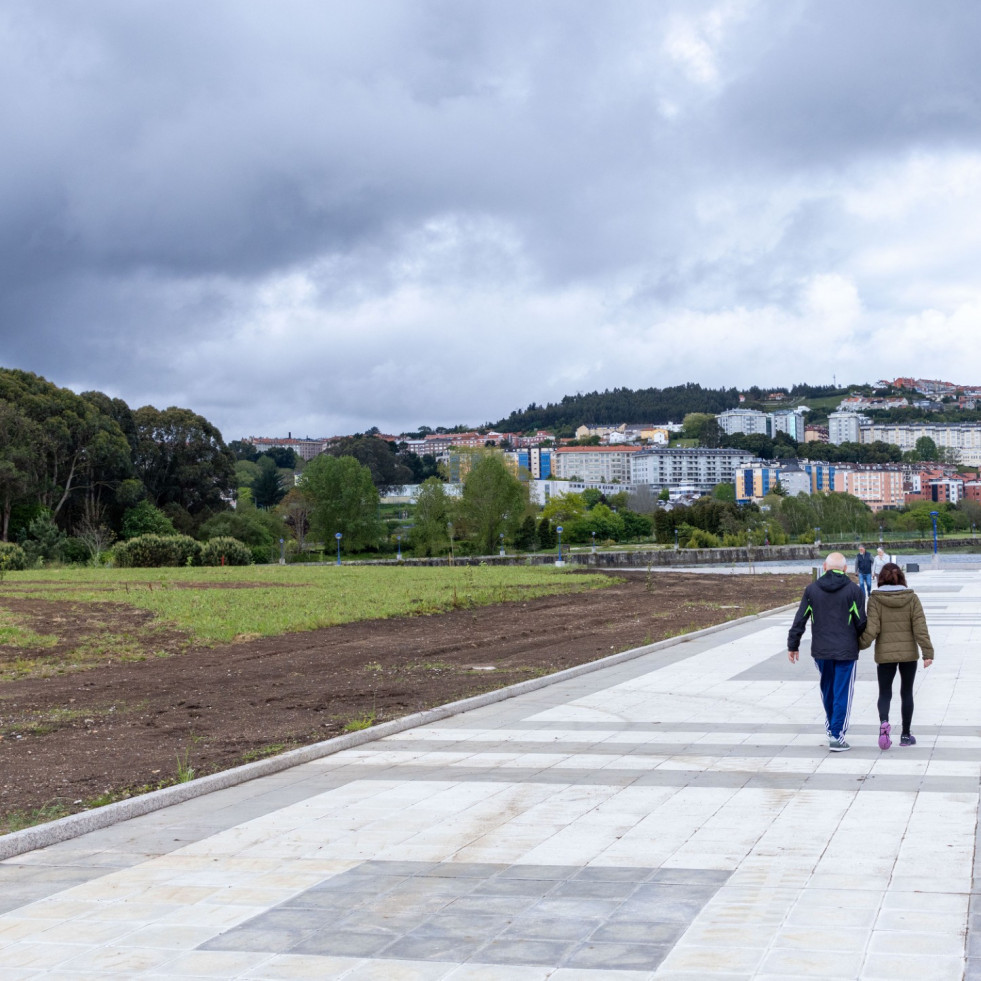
left=2, top=1, right=981, bottom=436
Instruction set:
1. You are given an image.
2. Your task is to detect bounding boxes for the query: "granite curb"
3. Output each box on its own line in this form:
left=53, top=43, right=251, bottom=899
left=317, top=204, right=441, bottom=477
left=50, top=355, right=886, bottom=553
left=0, top=602, right=796, bottom=861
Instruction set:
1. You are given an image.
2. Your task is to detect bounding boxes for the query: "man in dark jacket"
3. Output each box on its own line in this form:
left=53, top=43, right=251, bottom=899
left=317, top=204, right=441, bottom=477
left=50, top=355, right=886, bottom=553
left=788, top=552, right=867, bottom=752
left=855, top=545, right=874, bottom=597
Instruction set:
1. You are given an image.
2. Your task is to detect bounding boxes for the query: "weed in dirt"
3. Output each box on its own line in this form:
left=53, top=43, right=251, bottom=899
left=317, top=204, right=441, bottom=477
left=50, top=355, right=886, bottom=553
left=175, top=747, right=196, bottom=783
left=241, top=742, right=290, bottom=763
left=343, top=711, right=377, bottom=732
left=364, top=661, right=383, bottom=673
left=0, top=803, right=73, bottom=834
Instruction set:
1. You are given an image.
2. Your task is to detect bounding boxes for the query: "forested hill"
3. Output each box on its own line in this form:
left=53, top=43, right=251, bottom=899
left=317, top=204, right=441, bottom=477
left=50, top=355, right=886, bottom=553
left=490, top=384, right=741, bottom=435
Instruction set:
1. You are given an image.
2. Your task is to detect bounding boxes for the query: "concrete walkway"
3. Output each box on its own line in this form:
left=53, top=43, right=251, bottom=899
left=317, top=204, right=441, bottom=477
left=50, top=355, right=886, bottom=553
left=2, top=569, right=980, bottom=980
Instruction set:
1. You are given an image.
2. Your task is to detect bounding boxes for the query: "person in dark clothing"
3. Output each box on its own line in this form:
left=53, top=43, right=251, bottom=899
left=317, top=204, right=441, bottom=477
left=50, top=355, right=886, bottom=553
left=855, top=545, right=874, bottom=597
left=788, top=552, right=867, bottom=752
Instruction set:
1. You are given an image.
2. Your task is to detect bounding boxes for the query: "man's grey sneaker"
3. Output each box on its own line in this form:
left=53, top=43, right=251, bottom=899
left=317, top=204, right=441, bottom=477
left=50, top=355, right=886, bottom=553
left=900, top=733, right=916, bottom=747
left=829, top=737, right=851, bottom=752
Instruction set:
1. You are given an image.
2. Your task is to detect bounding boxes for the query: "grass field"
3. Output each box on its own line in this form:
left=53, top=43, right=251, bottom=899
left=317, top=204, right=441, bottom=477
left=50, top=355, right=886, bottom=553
left=0, top=565, right=613, bottom=646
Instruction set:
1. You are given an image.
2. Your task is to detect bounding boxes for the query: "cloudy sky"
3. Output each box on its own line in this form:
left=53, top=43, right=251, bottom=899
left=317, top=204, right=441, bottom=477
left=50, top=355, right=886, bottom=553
left=3, top=1, right=981, bottom=441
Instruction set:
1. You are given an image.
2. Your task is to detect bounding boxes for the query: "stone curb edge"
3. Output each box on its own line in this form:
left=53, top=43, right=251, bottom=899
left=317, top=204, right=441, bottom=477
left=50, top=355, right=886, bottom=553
left=0, top=602, right=797, bottom=860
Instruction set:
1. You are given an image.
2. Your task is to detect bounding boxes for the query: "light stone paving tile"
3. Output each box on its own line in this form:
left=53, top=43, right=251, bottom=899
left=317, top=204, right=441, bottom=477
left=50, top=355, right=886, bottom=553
left=860, top=952, right=965, bottom=980
left=442, top=963, right=553, bottom=980
left=242, top=953, right=364, bottom=979
left=771, top=925, right=872, bottom=953
left=143, top=948, right=279, bottom=977
left=758, top=947, right=865, bottom=977
left=341, top=957, right=458, bottom=980
left=875, top=908, right=967, bottom=934
left=657, top=943, right=766, bottom=973
left=867, top=928, right=966, bottom=956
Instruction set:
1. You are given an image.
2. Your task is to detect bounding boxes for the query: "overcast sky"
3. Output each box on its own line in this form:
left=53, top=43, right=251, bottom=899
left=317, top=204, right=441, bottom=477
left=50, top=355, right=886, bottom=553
left=3, top=1, right=981, bottom=440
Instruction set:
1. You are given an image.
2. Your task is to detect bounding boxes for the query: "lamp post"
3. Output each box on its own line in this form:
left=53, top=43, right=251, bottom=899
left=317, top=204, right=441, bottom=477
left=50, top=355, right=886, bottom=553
left=815, top=526, right=821, bottom=547
left=556, top=525, right=564, bottom=566
left=396, top=534, right=402, bottom=562
left=930, top=511, right=939, bottom=556
left=674, top=528, right=678, bottom=550
left=973, top=522, right=977, bottom=538
left=879, top=524, right=883, bottom=543
left=499, top=533, right=505, bottom=557
left=591, top=531, right=596, bottom=553
left=335, top=532, right=342, bottom=565
left=447, top=522, right=454, bottom=564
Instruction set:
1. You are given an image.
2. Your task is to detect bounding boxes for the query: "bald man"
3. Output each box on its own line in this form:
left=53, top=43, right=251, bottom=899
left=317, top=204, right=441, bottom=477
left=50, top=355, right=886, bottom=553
left=788, top=552, right=867, bottom=751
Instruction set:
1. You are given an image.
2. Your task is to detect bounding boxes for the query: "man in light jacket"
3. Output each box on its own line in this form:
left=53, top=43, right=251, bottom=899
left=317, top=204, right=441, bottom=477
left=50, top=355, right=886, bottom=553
left=788, top=552, right=867, bottom=752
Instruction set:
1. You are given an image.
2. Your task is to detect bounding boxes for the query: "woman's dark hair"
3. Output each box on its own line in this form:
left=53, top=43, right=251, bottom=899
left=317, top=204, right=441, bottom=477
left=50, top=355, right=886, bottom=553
left=877, top=562, right=906, bottom=587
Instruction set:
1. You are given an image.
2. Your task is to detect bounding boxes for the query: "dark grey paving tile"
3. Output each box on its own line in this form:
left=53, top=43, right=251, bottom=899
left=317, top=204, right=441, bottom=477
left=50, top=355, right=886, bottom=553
left=965, top=956, right=981, bottom=981
left=590, top=919, right=685, bottom=944
left=443, top=893, right=542, bottom=916
left=967, top=932, right=981, bottom=958
left=551, top=878, right=639, bottom=901
left=474, top=877, right=558, bottom=897
left=501, top=914, right=603, bottom=942
left=332, top=910, right=429, bottom=936
left=477, top=937, right=577, bottom=966
left=649, top=867, right=731, bottom=885
left=382, top=934, right=484, bottom=962
left=428, top=862, right=504, bottom=878
left=499, top=864, right=576, bottom=880
left=532, top=898, right=622, bottom=920
left=566, top=940, right=671, bottom=970
left=574, top=866, right=654, bottom=882
left=292, top=929, right=395, bottom=958
left=413, top=912, right=512, bottom=939
left=614, top=898, right=707, bottom=925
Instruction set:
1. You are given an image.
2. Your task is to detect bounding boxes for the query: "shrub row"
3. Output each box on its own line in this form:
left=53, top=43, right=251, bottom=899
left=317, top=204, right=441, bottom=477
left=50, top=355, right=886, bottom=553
left=113, top=534, right=253, bottom=568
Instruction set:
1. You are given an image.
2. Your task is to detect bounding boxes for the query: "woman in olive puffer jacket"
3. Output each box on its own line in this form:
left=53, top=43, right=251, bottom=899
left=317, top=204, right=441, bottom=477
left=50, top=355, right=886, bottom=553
left=858, top=562, right=934, bottom=750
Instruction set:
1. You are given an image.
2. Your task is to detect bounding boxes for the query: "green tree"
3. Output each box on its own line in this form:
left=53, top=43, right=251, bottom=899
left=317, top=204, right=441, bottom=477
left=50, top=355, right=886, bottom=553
left=251, top=456, right=287, bottom=509
left=456, top=453, right=528, bottom=554
left=301, top=455, right=382, bottom=552
left=132, top=405, right=235, bottom=516
left=323, top=436, right=413, bottom=493
left=410, top=477, right=452, bottom=556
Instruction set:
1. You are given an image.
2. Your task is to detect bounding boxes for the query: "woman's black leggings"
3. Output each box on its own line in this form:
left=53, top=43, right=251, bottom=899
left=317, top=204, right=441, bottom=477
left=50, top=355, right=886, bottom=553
left=877, top=661, right=918, bottom=735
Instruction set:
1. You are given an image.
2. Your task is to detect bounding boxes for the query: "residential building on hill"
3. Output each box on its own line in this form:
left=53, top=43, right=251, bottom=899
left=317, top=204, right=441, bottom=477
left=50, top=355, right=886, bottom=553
left=245, top=435, right=325, bottom=461
left=552, top=445, right=641, bottom=483
left=631, top=447, right=757, bottom=495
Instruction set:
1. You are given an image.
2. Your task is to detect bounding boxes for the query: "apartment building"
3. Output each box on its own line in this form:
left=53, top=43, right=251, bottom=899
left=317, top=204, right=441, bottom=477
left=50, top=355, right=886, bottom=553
left=827, top=411, right=869, bottom=445
left=839, top=468, right=905, bottom=511
left=245, top=436, right=326, bottom=461
left=631, top=448, right=757, bottom=495
left=734, top=462, right=811, bottom=503
left=552, top=445, right=641, bottom=483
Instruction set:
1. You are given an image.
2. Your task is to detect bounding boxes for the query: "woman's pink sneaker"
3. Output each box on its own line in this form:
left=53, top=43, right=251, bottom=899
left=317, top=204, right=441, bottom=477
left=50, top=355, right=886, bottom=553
left=878, top=722, right=892, bottom=750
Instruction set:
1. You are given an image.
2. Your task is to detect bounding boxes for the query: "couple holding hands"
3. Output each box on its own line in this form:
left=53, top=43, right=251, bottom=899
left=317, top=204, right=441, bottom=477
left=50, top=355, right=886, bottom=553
left=787, top=552, right=933, bottom=752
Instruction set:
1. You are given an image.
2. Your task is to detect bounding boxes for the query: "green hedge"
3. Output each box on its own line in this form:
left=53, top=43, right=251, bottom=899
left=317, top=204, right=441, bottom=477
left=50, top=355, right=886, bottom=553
left=0, top=542, right=28, bottom=571
left=199, top=537, right=253, bottom=566
left=114, top=534, right=202, bottom=568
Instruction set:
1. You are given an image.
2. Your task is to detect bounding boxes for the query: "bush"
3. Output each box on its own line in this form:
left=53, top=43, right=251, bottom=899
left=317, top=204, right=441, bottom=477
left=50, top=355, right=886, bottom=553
left=0, top=542, right=28, bottom=571
left=122, top=501, right=177, bottom=539
left=684, top=528, right=721, bottom=549
left=61, top=537, right=92, bottom=565
left=199, top=537, right=253, bottom=566
left=251, top=543, right=275, bottom=564
left=114, top=534, right=202, bottom=568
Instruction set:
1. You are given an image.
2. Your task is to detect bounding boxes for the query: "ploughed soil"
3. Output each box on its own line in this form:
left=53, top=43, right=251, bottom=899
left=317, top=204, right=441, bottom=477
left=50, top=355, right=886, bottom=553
left=0, top=572, right=808, bottom=827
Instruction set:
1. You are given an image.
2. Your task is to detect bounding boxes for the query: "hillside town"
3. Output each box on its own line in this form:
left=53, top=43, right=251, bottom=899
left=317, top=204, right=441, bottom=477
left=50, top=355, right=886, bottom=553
left=245, top=377, right=981, bottom=515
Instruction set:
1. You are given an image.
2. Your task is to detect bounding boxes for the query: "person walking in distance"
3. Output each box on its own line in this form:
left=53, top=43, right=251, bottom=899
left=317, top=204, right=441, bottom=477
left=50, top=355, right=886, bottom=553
left=859, top=562, right=933, bottom=749
left=788, top=552, right=867, bottom=751
left=871, top=547, right=888, bottom=588
left=855, top=545, right=874, bottom=598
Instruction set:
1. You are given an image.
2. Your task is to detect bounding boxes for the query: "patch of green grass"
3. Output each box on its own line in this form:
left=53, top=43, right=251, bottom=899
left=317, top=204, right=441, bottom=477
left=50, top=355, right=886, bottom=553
left=0, top=803, right=73, bottom=834
left=0, top=566, right=612, bottom=646
left=0, top=610, right=59, bottom=650
left=342, top=711, right=377, bottom=732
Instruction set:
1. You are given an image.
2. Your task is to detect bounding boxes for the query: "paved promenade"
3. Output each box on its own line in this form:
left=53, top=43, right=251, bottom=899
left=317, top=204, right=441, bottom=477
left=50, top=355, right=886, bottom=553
left=2, top=568, right=980, bottom=979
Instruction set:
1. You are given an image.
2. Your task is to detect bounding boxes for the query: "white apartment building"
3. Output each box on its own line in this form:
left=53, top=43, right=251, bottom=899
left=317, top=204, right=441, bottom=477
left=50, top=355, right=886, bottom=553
left=552, top=446, right=641, bottom=483
left=770, top=409, right=808, bottom=442
left=630, top=448, right=758, bottom=495
left=717, top=408, right=770, bottom=436
left=827, top=411, right=869, bottom=445
left=861, top=421, right=981, bottom=465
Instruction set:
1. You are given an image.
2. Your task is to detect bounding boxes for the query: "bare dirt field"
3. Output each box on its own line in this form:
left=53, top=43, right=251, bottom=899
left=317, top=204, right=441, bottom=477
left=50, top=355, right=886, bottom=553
left=0, top=571, right=808, bottom=829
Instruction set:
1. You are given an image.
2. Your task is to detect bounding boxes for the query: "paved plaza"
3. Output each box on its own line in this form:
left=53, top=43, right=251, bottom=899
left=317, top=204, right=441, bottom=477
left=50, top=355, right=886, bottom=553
left=2, top=567, right=981, bottom=979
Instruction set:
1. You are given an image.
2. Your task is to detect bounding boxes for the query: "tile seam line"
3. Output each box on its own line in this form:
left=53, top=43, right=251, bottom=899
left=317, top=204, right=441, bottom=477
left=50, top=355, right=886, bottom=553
left=0, top=602, right=797, bottom=861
